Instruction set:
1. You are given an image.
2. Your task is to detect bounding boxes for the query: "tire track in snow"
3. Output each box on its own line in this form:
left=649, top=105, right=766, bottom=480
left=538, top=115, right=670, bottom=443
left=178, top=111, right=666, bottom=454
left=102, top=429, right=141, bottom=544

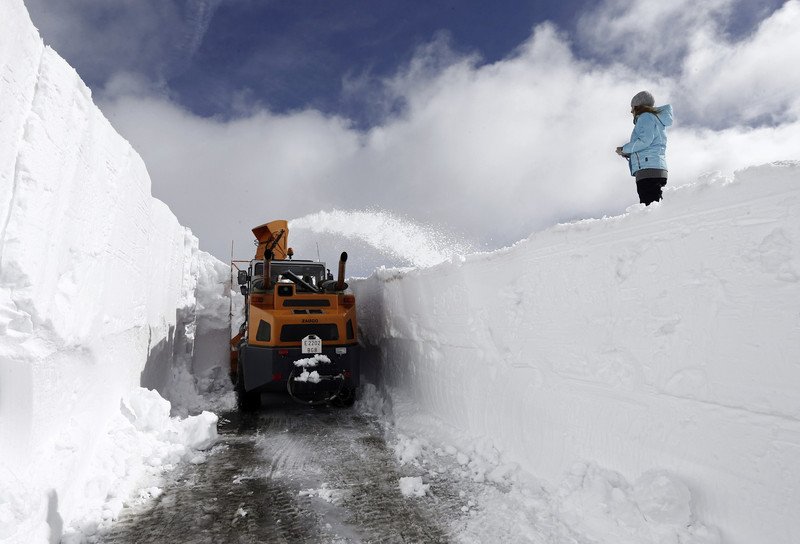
left=97, top=401, right=449, bottom=543
left=98, top=411, right=319, bottom=544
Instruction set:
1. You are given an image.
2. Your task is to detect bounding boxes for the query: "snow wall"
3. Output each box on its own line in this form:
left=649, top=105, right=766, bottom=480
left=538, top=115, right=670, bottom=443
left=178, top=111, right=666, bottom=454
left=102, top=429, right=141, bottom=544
left=0, top=1, right=231, bottom=541
left=354, top=163, right=800, bottom=544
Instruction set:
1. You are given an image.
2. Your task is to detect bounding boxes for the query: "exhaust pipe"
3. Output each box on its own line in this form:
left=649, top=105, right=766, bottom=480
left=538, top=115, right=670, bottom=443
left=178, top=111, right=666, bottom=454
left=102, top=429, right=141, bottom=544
left=263, top=250, right=273, bottom=290
left=335, top=252, right=348, bottom=291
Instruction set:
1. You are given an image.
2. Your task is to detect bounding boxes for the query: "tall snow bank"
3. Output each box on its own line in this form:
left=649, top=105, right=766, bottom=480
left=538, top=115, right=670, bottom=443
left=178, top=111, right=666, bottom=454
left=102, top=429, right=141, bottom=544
left=354, top=162, right=800, bottom=544
left=0, top=1, right=231, bottom=541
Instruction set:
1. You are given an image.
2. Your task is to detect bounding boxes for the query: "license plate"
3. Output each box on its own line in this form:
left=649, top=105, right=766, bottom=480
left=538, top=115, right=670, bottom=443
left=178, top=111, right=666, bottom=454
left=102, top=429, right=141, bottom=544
left=301, top=334, right=322, bottom=354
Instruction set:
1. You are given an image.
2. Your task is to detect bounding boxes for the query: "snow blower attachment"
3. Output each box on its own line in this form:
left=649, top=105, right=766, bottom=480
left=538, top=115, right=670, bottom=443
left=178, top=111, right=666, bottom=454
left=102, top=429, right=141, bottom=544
left=231, top=220, right=360, bottom=410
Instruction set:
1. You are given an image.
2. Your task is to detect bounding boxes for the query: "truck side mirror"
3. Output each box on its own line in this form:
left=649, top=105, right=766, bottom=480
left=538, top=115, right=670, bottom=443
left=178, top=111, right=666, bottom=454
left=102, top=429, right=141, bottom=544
left=237, top=270, right=248, bottom=285
left=240, top=285, right=248, bottom=296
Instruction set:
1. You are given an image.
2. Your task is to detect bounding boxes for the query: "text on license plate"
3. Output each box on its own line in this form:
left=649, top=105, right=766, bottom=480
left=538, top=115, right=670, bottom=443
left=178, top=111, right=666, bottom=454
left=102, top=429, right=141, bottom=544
left=302, top=334, right=322, bottom=354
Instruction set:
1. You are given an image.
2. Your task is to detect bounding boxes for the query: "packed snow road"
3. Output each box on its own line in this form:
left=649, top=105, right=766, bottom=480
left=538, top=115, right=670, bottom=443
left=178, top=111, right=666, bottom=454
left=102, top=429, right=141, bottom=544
left=97, top=399, right=455, bottom=544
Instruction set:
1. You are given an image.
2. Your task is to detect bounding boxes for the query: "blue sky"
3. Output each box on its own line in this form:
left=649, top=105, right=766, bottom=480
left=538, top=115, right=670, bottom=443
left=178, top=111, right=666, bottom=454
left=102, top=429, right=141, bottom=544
left=23, top=0, right=800, bottom=271
left=27, top=0, right=594, bottom=127
left=178, top=1, right=577, bottom=120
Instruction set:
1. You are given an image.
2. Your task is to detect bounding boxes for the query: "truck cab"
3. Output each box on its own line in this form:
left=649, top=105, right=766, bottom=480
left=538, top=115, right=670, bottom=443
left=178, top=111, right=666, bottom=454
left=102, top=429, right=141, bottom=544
left=231, top=221, right=360, bottom=410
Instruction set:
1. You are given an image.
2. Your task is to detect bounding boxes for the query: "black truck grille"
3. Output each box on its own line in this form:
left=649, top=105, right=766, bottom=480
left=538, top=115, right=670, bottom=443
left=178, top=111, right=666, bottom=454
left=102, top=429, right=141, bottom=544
left=282, top=299, right=331, bottom=307
left=280, top=324, right=339, bottom=342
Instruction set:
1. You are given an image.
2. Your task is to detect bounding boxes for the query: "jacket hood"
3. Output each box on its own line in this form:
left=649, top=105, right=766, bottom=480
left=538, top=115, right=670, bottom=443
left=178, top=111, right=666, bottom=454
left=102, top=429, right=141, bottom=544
left=656, top=104, right=673, bottom=127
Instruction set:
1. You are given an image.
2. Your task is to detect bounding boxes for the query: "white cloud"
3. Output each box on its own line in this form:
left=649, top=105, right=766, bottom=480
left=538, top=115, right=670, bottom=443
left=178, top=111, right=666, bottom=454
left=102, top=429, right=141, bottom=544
left=25, top=0, right=222, bottom=85
left=577, top=0, right=800, bottom=128
left=98, top=0, right=800, bottom=269
left=680, top=0, right=800, bottom=126
left=576, top=0, right=735, bottom=70
left=100, top=95, right=361, bottom=233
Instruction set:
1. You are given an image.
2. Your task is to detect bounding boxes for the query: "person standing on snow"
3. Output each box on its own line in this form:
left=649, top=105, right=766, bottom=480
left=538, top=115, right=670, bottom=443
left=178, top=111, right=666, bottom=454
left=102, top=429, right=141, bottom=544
left=616, top=91, right=674, bottom=205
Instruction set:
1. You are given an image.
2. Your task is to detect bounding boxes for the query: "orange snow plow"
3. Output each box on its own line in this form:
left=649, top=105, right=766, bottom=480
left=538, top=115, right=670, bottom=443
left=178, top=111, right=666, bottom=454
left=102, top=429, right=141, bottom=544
left=231, top=220, right=360, bottom=410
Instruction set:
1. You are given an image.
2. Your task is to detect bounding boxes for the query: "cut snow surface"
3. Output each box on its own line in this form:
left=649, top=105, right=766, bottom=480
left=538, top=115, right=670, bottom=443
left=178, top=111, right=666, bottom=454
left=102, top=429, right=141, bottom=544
left=1, top=1, right=232, bottom=542
left=354, top=163, right=800, bottom=544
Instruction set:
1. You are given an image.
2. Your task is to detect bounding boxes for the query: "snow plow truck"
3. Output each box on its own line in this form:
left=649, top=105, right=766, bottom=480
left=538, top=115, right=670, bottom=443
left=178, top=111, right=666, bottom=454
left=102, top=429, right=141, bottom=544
left=231, top=220, right=360, bottom=410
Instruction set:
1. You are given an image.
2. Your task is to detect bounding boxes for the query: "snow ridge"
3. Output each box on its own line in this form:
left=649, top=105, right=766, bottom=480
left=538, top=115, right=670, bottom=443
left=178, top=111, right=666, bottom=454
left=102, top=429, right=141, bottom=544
left=354, top=163, right=800, bottom=544
left=0, top=1, right=232, bottom=541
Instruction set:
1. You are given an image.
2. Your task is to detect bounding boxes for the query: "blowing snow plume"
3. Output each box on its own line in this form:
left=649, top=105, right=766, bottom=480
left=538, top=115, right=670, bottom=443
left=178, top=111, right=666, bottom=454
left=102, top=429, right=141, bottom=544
left=289, top=210, right=477, bottom=277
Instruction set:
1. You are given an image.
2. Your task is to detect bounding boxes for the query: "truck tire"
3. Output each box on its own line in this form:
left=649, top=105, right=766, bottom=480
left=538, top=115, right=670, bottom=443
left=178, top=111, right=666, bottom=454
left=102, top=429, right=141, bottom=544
left=235, top=351, right=261, bottom=412
left=331, top=387, right=357, bottom=408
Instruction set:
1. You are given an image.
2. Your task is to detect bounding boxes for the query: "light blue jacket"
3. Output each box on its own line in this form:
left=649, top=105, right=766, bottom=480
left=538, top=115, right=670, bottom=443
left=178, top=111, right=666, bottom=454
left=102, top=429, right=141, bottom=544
left=622, top=104, right=673, bottom=175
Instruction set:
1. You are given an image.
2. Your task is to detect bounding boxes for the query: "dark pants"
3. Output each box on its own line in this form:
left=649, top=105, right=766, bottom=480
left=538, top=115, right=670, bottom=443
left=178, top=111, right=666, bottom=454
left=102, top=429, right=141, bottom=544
left=636, top=178, right=667, bottom=205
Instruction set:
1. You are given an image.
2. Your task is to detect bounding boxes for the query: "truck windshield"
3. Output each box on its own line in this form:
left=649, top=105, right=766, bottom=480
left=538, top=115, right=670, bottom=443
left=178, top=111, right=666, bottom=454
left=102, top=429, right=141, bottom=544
left=252, top=261, right=328, bottom=292
left=271, top=262, right=327, bottom=292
